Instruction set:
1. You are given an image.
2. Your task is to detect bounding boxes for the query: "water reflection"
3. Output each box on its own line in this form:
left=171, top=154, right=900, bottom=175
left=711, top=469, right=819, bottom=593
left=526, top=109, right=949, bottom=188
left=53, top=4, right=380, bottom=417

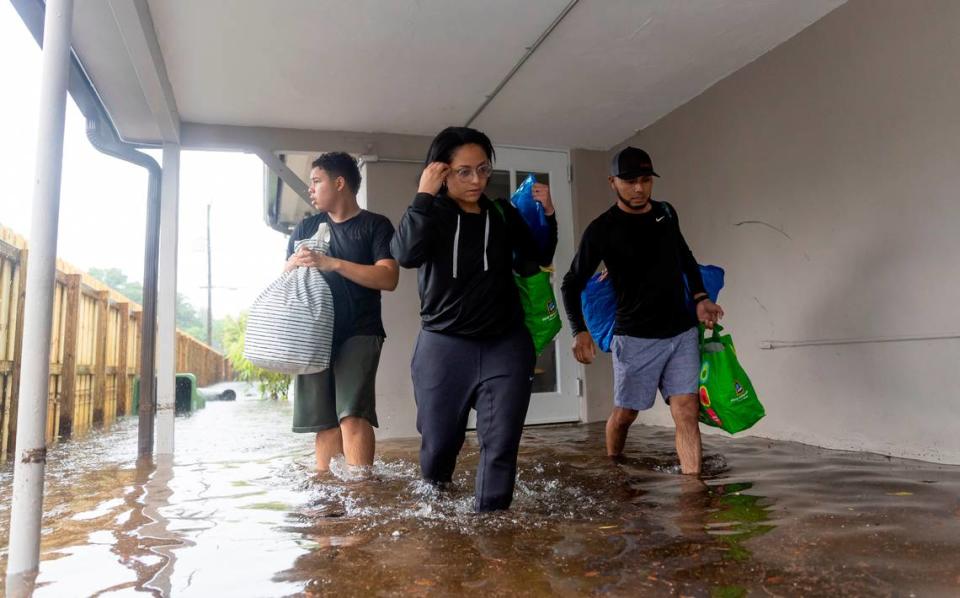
left=130, top=455, right=183, bottom=595
left=707, top=482, right=775, bottom=561
left=1, top=387, right=960, bottom=596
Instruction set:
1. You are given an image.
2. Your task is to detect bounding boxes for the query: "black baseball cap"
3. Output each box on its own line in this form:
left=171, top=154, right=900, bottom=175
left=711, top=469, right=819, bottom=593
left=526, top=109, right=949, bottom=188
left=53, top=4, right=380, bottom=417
left=610, top=146, right=659, bottom=179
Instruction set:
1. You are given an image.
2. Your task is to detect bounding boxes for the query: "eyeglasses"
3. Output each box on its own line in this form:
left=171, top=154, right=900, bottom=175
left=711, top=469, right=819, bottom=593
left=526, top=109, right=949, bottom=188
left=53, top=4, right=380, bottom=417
left=451, top=163, right=494, bottom=182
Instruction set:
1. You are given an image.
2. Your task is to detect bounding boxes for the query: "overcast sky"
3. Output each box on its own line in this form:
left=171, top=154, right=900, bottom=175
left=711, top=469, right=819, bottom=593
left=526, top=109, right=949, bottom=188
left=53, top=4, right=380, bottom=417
left=0, top=4, right=289, bottom=319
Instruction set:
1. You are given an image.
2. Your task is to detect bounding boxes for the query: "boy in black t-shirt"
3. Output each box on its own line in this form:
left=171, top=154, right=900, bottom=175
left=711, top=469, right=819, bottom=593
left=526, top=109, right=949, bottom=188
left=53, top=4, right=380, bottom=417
left=285, top=152, right=398, bottom=472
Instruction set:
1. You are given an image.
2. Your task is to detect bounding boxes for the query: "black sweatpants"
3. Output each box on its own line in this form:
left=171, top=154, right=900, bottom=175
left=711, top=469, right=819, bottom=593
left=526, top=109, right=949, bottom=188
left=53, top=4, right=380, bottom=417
left=411, top=326, right=536, bottom=512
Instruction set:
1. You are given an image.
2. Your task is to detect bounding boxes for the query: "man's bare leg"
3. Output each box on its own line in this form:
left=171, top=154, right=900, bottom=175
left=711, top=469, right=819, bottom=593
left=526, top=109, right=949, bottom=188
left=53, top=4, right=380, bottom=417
left=669, top=394, right=702, bottom=475
left=674, top=474, right=710, bottom=535
left=340, top=416, right=375, bottom=466
left=606, top=407, right=639, bottom=457
left=315, top=428, right=343, bottom=472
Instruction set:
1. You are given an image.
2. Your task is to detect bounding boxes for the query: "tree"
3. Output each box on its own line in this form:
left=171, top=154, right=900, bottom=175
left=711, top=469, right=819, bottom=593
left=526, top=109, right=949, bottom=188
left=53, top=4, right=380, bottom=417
left=176, top=295, right=205, bottom=338
left=87, top=266, right=226, bottom=350
left=221, top=312, right=290, bottom=400
left=88, top=267, right=143, bottom=304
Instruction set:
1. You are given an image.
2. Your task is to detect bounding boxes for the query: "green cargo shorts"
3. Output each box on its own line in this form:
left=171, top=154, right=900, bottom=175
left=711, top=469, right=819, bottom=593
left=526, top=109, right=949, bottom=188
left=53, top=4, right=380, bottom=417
left=292, top=335, right=383, bottom=433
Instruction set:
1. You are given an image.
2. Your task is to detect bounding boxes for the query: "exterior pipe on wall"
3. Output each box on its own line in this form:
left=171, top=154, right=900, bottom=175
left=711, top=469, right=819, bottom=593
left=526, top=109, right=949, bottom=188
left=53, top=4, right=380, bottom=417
left=760, top=333, right=960, bottom=350
left=358, top=155, right=422, bottom=166
left=464, top=0, right=581, bottom=127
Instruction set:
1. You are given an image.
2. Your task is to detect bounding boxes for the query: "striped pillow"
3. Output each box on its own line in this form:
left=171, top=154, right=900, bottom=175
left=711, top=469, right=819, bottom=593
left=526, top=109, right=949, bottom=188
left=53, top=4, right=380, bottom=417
left=244, top=223, right=336, bottom=374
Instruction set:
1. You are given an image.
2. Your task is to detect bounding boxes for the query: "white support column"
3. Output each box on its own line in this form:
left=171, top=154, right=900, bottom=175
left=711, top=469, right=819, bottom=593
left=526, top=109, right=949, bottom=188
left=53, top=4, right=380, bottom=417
left=156, top=143, right=180, bottom=455
left=5, top=0, right=75, bottom=592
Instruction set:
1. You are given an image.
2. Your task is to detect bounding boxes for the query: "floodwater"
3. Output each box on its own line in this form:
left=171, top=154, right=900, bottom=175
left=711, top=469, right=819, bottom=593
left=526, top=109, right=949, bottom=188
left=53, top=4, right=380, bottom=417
left=1, top=386, right=960, bottom=597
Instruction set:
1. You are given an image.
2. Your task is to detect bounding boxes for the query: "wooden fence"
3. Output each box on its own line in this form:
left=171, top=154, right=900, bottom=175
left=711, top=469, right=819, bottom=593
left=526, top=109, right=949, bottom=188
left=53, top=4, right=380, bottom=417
left=0, top=226, right=232, bottom=461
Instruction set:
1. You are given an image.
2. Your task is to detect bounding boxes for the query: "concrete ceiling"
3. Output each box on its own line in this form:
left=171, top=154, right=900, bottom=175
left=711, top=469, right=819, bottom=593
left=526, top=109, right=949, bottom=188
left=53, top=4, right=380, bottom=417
left=472, top=0, right=847, bottom=149
left=70, top=0, right=845, bottom=150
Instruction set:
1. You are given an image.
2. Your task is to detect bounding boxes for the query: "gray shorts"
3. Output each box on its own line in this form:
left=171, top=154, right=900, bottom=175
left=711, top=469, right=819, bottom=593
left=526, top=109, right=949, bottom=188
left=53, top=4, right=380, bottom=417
left=292, top=335, right=383, bottom=432
left=612, top=327, right=699, bottom=411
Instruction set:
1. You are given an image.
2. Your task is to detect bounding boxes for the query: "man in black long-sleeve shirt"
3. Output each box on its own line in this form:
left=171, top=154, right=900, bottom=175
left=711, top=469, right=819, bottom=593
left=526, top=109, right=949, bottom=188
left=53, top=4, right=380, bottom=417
left=561, top=147, right=723, bottom=475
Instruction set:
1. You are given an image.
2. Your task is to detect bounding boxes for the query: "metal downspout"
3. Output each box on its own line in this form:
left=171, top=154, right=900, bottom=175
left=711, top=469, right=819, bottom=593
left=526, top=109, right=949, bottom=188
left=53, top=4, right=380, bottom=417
left=85, top=113, right=161, bottom=459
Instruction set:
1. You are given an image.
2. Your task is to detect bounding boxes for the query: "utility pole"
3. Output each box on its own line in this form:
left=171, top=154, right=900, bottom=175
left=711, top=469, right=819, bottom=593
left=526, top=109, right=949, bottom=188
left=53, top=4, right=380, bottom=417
left=206, top=203, right=212, bottom=346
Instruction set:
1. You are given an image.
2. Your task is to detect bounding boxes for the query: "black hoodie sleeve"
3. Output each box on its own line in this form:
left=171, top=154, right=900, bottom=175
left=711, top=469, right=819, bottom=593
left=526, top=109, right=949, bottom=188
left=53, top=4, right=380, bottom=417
left=391, top=193, right=439, bottom=268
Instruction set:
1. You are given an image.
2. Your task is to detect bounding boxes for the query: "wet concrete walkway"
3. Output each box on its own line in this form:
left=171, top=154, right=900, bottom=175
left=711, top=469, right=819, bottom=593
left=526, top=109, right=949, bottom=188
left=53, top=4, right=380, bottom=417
left=2, top=385, right=960, bottom=596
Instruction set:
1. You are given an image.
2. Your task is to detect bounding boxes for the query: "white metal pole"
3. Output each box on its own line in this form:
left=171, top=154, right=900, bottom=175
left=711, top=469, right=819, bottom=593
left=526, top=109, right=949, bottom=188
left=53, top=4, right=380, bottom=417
left=156, top=143, right=180, bottom=455
left=5, top=0, right=75, bottom=592
left=206, top=203, right=212, bottom=346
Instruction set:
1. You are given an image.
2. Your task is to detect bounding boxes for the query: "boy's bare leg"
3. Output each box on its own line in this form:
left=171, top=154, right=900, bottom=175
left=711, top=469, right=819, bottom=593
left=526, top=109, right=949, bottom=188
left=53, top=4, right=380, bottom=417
left=315, top=428, right=344, bottom=471
left=340, top=416, right=375, bottom=466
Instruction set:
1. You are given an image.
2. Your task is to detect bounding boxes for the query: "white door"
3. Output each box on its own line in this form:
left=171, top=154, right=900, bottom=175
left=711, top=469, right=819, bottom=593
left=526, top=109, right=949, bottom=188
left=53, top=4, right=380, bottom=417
left=472, top=146, right=581, bottom=425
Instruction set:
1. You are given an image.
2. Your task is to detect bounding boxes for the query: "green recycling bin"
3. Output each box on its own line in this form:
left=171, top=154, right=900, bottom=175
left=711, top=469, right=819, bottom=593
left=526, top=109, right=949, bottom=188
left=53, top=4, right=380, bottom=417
left=132, top=373, right=205, bottom=414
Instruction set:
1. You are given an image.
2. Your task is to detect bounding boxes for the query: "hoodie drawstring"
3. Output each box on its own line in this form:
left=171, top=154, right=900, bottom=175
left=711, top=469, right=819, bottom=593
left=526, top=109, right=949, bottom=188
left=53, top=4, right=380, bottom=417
left=452, top=213, right=461, bottom=279
left=451, top=210, right=490, bottom=279
left=483, top=211, right=490, bottom=272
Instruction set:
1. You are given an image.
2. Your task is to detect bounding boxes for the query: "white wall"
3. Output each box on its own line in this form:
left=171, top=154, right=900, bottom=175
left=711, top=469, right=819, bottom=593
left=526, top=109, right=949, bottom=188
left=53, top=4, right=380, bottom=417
left=577, top=0, right=960, bottom=463
left=362, top=161, right=425, bottom=440
left=568, top=149, right=615, bottom=424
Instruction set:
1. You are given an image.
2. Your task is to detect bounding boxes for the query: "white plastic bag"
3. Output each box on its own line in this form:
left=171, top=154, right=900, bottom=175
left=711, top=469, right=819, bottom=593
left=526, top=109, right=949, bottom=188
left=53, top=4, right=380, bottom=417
left=244, top=223, right=336, bottom=374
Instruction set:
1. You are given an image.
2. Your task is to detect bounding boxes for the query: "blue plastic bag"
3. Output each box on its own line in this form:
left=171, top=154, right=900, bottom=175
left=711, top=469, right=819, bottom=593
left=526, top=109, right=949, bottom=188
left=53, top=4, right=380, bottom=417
left=510, top=174, right=550, bottom=251
left=581, top=272, right=617, bottom=352
left=582, top=265, right=725, bottom=352
left=684, top=265, right=725, bottom=315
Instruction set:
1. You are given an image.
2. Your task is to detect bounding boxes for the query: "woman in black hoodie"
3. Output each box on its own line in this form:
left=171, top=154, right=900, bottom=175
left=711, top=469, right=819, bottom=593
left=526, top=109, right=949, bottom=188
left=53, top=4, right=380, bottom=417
left=391, top=127, right=558, bottom=511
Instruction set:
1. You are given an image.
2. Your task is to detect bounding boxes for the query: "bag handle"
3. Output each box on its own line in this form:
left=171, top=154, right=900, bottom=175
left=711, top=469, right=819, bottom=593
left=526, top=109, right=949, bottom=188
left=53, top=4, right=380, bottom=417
left=698, top=323, right=724, bottom=347
left=312, top=222, right=331, bottom=254
left=490, top=198, right=506, bottom=221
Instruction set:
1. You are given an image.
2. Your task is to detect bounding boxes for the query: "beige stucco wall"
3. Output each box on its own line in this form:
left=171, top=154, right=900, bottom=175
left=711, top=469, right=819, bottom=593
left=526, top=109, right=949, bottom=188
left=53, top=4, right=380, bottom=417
left=568, top=149, right=615, bottom=424
left=360, top=160, right=426, bottom=440
left=575, top=0, right=960, bottom=462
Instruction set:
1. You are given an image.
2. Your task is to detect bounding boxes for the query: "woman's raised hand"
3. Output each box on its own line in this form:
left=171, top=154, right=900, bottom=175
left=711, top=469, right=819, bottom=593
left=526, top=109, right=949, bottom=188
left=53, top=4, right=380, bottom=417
left=418, top=162, right=451, bottom=196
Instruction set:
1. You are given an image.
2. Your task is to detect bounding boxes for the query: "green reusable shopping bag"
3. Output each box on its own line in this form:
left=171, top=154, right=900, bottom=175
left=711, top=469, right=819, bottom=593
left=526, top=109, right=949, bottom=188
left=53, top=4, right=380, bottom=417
left=514, top=267, right=562, bottom=356
left=491, top=199, right=562, bottom=355
left=697, top=324, right=764, bottom=434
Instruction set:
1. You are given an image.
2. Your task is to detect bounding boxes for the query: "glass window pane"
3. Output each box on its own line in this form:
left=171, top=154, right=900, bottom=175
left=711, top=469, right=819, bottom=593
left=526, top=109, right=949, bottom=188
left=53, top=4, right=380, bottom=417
left=516, top=171, right=550, bottom=188
left=532, top=340, right=558, bottom=394
left=485, top=170, right=511, bottom=202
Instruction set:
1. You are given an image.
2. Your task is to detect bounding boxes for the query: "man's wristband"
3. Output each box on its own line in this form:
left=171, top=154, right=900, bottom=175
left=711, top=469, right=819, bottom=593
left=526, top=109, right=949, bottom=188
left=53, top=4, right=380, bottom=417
left=693, top=294, right=710, bottom=305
